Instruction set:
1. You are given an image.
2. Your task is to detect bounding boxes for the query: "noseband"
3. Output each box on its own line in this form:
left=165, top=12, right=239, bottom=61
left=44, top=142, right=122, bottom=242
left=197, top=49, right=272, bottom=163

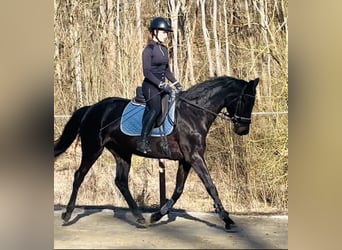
left=224, top=93, right=256, bottom=125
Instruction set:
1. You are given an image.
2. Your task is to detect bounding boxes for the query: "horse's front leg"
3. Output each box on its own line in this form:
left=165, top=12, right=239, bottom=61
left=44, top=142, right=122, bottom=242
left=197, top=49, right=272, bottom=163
left=113, top=153, right=146, bottom=226
left=191, top=153, right=235, bottom=230
left=150, top=160, right=191, bottom=223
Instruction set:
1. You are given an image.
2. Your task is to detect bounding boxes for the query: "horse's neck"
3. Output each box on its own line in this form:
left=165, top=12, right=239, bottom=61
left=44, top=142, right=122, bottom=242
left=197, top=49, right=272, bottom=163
left=202, top=85, right=235, bottom=113
left=190, top=85, right=236, bottom=128
left=181, top=77, right=241, bottom=129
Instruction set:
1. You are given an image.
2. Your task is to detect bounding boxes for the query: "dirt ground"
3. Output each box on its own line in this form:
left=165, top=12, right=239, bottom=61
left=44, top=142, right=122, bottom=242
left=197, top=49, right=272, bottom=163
left=54, top=206, right=287, bottom=249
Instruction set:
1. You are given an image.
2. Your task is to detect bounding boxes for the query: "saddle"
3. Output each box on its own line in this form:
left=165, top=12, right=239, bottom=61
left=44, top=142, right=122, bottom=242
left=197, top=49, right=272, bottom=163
left=133, top=86, right=170, bottom=127
left=120, top=87, right=176, bottom=137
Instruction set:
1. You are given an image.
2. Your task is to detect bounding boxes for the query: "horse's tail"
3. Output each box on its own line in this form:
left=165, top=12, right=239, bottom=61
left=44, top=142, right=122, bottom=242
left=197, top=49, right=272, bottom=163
left=54, top=106, right=90, bottom=158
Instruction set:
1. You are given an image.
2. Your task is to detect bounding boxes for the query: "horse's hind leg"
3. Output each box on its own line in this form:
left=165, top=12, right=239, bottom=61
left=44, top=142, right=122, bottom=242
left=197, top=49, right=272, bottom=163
left=151, top=161, right=191, bottom=223
left=62, top=150, right=102, bottom=223
left=111, top=151, right=146, bottom=226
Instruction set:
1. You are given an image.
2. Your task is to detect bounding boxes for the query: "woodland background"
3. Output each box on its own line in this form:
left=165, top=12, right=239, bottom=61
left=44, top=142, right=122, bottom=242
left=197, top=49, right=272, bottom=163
left=54, top=0, right=288, bottom=213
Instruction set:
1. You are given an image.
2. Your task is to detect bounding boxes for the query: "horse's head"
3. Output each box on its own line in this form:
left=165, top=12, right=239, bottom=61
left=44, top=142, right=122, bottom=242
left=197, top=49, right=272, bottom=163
left=226, top=78, right=259, bottom=136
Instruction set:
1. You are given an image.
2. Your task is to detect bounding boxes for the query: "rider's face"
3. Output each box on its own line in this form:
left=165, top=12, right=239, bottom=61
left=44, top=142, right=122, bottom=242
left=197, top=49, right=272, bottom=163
left=156, top=30, right=168, bottom=43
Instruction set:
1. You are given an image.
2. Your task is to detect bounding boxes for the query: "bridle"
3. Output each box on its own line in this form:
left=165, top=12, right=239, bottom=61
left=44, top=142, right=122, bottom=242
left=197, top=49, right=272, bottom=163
left=177, top=86, right=255, bottom=125
left=228, top=93, right=256, bottom=125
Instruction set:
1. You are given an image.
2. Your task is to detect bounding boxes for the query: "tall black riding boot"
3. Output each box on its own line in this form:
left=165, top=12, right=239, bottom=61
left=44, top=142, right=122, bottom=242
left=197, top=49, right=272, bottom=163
left=137, top=110, right=157, bottom=154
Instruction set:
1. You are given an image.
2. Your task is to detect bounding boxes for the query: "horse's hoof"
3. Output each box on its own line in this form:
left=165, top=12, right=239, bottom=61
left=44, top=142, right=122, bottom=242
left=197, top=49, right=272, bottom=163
left=150, top=212, right=163, bottom=223
left=137, top=217, right=146, bottom=224
left=225, top=223, right=232, bottom=230
left=136, top=217, right=147, bottom=228
left=223, top=215, right=236, bottom=231
left=61, top=211, right=71, bottom=223
left=225, top=222, right=237, bottom=231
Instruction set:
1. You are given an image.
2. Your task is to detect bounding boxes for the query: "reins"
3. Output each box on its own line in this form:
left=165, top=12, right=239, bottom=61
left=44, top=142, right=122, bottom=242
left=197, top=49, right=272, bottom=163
left=177, top=96, right=233, bottom=122
left=177, top=84, right=255, bottom=125
left=176, top=85, right=249, bottom=123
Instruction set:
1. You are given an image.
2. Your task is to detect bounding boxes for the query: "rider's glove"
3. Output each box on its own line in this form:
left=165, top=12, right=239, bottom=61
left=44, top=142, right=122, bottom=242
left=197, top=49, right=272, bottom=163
left=159, top=82, right=172, bottom=94
left=173, top=81, right=183, bottom=94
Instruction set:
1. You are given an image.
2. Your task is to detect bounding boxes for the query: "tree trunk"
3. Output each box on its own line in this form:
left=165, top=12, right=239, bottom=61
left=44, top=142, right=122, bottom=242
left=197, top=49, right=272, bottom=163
left=223, top=0, right=231, bottom=75
left=135, top=0, right=142, bottom=46
left=199, top=0, right=214, bottom=77
left=181, top=1, right=195, bottom=86
left=116, top=0, right=122, bottom=84
left=168, top=0, right=181, bottom=79
left=245, top=0, right=258, bottom=79
left=54, top=0, right=62, bottom=89
left=99, top=0, right=116, bottom=92
left=212, top=0, right=221, bottom=76
left=253, top=0, right=271, bottom=98
left=70, top=0, right=83, bottom=107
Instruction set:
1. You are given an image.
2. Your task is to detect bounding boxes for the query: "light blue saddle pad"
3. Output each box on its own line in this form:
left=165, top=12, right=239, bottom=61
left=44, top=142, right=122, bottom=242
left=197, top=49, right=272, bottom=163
left=120, top=100, right=175, bottom=137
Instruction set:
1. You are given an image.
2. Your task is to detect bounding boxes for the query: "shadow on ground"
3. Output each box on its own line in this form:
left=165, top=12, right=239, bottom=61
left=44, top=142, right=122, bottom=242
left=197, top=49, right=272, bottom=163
left=55, top=204, right=221, bottom=229
left=54, top=204, right=288, bottom=249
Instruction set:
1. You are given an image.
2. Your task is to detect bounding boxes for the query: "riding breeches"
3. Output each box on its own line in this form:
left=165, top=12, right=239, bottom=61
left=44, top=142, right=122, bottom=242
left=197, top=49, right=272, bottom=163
left=141, top=81, right=163, bottom=117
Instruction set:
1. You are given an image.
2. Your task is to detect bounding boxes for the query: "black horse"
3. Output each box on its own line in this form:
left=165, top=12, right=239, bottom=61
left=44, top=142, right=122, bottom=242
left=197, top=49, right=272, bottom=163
left=54, top=75, right=259, bottom=230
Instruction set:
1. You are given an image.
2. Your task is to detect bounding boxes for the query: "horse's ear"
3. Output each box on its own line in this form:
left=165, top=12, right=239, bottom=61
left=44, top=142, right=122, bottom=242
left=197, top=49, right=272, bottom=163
left=250, top=78, right=259, bottom=88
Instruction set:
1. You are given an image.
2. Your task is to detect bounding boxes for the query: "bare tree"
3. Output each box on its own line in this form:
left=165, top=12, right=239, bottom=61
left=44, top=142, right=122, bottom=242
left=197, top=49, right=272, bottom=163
left=281, top=0, right=288, bottom=46
left=135, top=0, right=143, bottom=46
left=54, top=0, right=62, bottom=87
left=168, top=0, right=181, bottom=79
left=180, top=0, right=195, bottom=85
left=223, top=0, right=231, bottom=75
left=245, top=0, right=258, bottom=79
left=253, top=0, right=271, bottom=97
left=116, top=0, right=120, bottom=38
left=199, top=0, right=214, bottom=77
left=100, top=0, right=116, bottom=83
left=69, top=0, right=83, bottom=107
left=212, top=0, right=221, bottom=76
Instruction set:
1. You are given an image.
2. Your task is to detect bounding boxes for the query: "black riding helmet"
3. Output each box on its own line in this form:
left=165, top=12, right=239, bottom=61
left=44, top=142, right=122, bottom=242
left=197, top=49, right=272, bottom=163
left=149, top=17, right=173, bottom=32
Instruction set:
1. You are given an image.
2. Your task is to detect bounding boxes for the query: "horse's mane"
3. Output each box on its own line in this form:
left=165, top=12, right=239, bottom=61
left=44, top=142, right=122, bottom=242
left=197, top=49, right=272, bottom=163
left=181, top=76, right=240, bottom=101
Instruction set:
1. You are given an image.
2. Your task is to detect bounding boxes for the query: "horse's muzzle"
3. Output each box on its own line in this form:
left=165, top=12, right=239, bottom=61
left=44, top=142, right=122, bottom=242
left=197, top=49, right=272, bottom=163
left=233, top=123, right=250, bottom=135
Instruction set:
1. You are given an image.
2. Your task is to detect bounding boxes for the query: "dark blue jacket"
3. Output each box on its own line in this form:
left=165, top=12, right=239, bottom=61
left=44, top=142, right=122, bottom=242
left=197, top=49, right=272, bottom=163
left=142, top=41, right=177, bottom=86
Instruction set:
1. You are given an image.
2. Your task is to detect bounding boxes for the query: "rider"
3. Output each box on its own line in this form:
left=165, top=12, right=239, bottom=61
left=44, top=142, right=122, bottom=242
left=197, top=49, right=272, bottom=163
left=137, top=17, right=182, bottom=154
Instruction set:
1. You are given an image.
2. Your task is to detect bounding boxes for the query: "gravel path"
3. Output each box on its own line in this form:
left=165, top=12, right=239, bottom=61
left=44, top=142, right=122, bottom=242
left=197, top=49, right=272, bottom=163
left=54, top=207, right=287, bottom=249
